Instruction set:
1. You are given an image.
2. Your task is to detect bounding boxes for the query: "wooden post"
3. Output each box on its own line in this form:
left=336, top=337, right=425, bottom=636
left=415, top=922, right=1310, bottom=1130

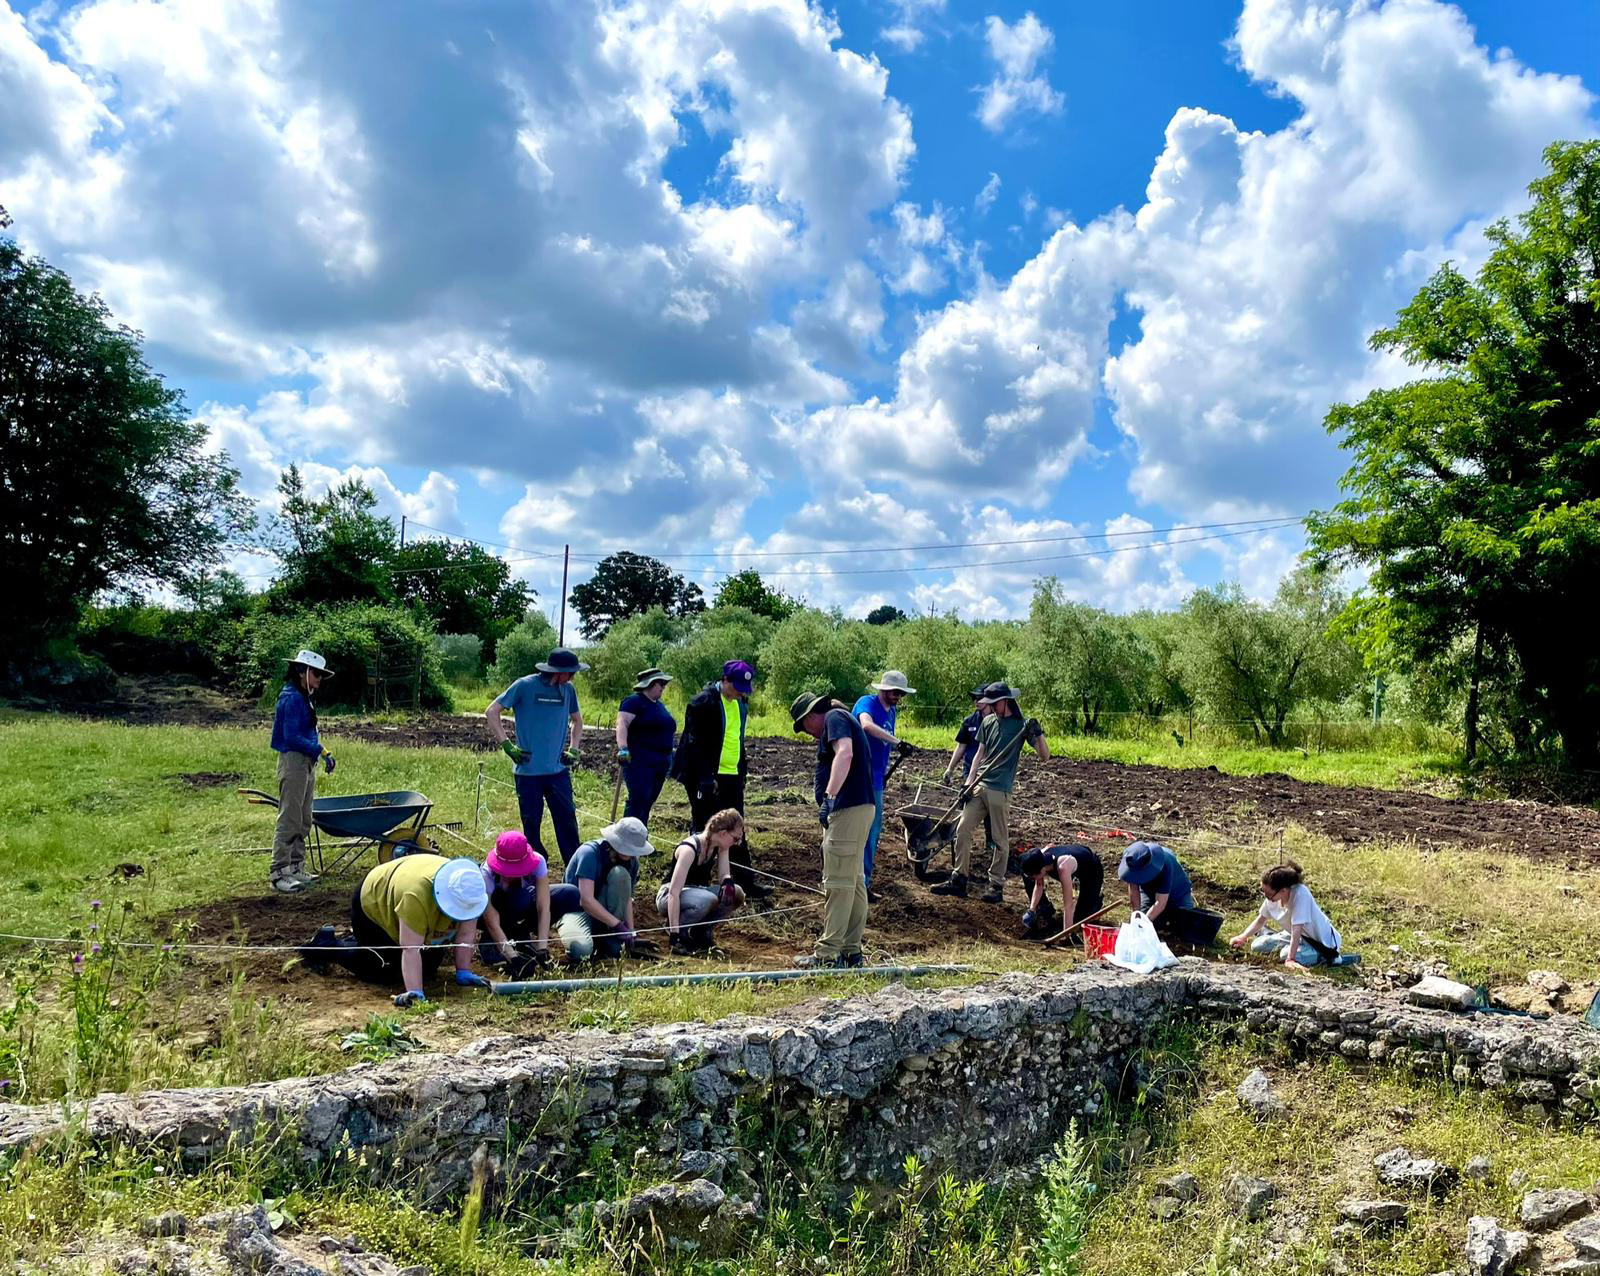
left=400, top=514, right=407, bottom=549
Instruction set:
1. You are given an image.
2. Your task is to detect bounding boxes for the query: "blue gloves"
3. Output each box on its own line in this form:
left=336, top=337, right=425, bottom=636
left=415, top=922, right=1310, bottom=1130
left=323, top=752, right=336, bottom=775
left=393, top=989, right=427, bottom=1008
left=617, top=747, right=632, bottom=763
left=818, top=796, right=835, bottom=828
left=1021, top=909, right=1038, bottom=935
left=454, top=970, right=491, bottom=989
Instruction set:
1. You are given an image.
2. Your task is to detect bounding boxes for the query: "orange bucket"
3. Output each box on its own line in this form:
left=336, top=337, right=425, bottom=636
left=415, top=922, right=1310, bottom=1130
left=1082, top=923, right=1119, bottom=961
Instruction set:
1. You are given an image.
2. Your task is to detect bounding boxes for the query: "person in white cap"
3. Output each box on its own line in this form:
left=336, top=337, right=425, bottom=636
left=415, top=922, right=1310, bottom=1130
left=268, top=648, right=337, bottom=894
left=852, top=671, right=917, bottom=899
left=558, top=816, right=656, bottom=960
left=299, top=853, right=490, bottom=1007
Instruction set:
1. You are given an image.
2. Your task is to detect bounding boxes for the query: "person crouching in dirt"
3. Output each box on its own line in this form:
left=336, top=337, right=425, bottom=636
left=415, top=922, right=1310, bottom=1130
left=790, top=692, right=876, bottom=969
left=1229, top=861, right=1343, bottom=969
left=269, top=648, right=337, bottom=895
left=1018, top=845, right=1104, bottom=941
left=1116, top=841, right=1194, bottom=930
left=473, top=830, right=554, bottom=979
left=551, top=817, right=656, bottom=960
left=930, top=683, right=1048, bottom=904
left=656, top=809, right=746, bottom=956
left=298, top=854, right=490, bottom=1006
left=670, top=660, right=769, bottom=901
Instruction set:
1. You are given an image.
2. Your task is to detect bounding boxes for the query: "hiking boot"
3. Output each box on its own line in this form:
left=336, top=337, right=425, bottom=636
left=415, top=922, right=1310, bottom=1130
left=272, top=874, right=306, bottom=895
left=866, top=884, right=881, bottom=905
left=841, top=951, right=866, bottom=968
left=980, top=884, right=1004, bottom=905
left=793, top=953, right=848, bottom=969
left=290, top=868, right=320, bottom=886
left=929, top=872, right=968, bottom=898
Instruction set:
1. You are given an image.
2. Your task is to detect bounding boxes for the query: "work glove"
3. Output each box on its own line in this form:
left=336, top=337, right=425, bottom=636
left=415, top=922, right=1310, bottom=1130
left=696, top=779, right=717, bottom=802
left=393, top=990, right=427, bottom=1008
left=617, top=928, right=638, bottom=948
left=498, top=940, right=520, bottom=963
left=617, top=747, right=632, bottom=764
left=941, top=766, right=954, bottom=784
left=1024, top=717, right=1044, bottom=742
left=454, top=970, right=491, bottom=989
left=719, top=877, right=739, bottom=909
left=501, top=740, right=530, bottom=765
left=894, top=739, right=916, bottom=755
left=1021, top=909, right=1038, bottom=935
left=560, top=747, right=580, bottom=768
left=818, top=796, right=835, bottom=829
left=322, top=752, right=336, bottom=775
left=670, top=934, right=695, bottom=957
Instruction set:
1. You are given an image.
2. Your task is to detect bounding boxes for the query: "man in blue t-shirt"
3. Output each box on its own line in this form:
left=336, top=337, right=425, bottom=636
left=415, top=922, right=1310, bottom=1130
left=852, top=670, right=917, bottom=896
left=790, top=692, right=876, bottom=967
left=1116, top=841, right=1195, bottom=923
left=487, top=646, right=587, bottom=867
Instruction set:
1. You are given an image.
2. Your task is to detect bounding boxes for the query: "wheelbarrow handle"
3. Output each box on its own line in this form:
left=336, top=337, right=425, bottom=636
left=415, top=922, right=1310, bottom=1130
left=237, top=787, right=280, bottom=808
left=1042, top=902, right=1117, bottom=948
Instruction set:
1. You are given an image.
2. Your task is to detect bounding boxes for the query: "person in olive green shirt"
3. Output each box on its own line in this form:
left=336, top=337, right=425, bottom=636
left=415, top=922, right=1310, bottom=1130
left=300, top=854, right=491, bottom=1006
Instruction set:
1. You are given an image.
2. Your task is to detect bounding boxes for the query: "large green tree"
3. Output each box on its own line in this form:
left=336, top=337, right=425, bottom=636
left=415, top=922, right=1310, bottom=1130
left=0, top=208, right=250, bottom=667
left=392, top=538, right=532, bottom=657
left=569, top=551, right=705, bottom=639
left=261, top=466, right=397, bottom=608
left=712, top=568, right=801, bottom=620
left=1307, top=142, right=1600, bottom=766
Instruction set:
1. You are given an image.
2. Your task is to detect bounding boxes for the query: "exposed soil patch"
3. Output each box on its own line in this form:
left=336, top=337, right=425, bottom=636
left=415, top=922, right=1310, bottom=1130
left=174, top=771, right=245, bottom=788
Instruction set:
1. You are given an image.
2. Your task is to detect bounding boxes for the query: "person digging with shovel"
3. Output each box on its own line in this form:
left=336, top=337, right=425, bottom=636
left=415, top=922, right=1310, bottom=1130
left=269, top=648, right=336, bottom=895
left=854, top=670, right=917, bottom=902
left=486, top=646, right=586, bottom=869
left=656, top=808, right=746, bottom=956
left=791, top=691, right=876, bottom=969
left=1018, top=844, right=1105, bottom=942
left=930, top=683, right=1048, bottom=904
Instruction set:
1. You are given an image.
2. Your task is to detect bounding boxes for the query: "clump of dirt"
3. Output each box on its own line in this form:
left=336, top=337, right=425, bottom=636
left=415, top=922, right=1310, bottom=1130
left=174, top=771, right=245, bottom=788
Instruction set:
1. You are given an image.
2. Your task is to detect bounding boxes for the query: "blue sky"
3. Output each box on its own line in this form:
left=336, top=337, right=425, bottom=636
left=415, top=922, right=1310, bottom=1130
left=3, top=0, right=1597, bottom=621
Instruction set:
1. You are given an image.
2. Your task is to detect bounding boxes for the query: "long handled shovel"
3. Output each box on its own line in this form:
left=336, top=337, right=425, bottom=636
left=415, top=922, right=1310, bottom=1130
left=610, top=763, right=624, bottom=822
left=1042, top=902, right=1117, bottom=948
left=923, top=725, right=1031, bottom=836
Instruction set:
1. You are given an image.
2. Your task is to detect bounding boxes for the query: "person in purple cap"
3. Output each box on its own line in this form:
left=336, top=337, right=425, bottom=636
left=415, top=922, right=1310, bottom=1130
left=670, top=659, right=767, bottom=899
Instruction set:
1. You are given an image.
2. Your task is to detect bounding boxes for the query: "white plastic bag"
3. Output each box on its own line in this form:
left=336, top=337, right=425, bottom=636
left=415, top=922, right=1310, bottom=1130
left=1105, top=910, right=1178, bottom=974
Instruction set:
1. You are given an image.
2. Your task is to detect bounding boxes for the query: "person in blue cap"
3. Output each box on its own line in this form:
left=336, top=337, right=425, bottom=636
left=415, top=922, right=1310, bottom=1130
left=486, top=646, right=587, bottom=869
left=1116, top=840, right=1194, bottom=926
left=670, top=659, right=767, bottom=899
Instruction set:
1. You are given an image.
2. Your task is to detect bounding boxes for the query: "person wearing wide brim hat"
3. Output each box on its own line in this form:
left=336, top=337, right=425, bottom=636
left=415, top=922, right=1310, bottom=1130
left=299, top=853, right=492, bottom=1006
left=616, top=668, right=676, bottom=828
left=487, top=646, right=590, bottom=869
left=474, top=831, right=555, bottom=979
left=669, top=658, right=766, bottom=901
left=930, top=682, right=1049, bottom=905
left=853, top=671, right=918, bottom=899
left=268, top=648, right=337, bottom=895
left=1116, top=840, right=1197, bottom=932
left=790, top=691, right=877, bottom=968
left=556, top=816, right=657, bottom=960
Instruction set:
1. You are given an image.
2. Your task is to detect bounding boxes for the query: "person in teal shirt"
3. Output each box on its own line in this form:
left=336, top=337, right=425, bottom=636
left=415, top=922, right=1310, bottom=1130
left=486, top=646, right=586, bottom=868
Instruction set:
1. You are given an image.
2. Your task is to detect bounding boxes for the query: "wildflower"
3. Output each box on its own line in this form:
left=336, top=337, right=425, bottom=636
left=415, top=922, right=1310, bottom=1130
left=88, top=923, right=98, bottom=935
left=71, top=953, right=84, bottom=969
left=90, top=900, right=102, bottom=911
left=161, top=943, right=174, bottom=953
left=91, top=944, right=102, bottom=956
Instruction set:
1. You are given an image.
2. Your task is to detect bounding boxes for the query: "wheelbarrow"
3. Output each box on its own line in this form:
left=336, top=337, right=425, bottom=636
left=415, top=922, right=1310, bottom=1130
left=239, top=788, right=435, bottom=877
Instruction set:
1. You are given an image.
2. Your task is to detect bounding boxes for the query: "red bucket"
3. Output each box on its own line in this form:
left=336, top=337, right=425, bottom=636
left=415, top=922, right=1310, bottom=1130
left=1082, top=922, right=1119, bottom=961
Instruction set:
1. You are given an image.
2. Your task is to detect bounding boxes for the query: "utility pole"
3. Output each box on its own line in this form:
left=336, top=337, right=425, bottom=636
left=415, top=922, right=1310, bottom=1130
left=399, top=515, right=407, bottom=549
left=558, top=544, right=570, bottom=645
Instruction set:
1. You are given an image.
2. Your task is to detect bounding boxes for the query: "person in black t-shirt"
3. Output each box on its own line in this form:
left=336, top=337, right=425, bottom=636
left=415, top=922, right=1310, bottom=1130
left=655, top=808, right=745, bottom=955
left=1017, top=844, right=1104, bottom=941
left=615, top=668, right=677, bottom=828
left=790, top=692, right=875, bottom=968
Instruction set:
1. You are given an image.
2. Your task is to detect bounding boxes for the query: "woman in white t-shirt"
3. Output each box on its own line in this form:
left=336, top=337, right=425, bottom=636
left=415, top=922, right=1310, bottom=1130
left=1229, top=861, right=1341, bottom=968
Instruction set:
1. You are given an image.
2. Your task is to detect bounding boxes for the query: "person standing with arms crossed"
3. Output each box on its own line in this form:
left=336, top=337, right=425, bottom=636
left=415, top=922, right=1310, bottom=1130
left=670, top=660, right=767, bottom=899
left=790, top=692, right=876, bottom=968
left=486, top=646, right=586, bottom=869
left=930, top=683, right=1048, bottom=903
left=853, top=671, right=916, bottom=901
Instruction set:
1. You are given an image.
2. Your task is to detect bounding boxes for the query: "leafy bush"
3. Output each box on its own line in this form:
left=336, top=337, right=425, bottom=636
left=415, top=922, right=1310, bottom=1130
left=758, top=610, right=888, bottom=706
left=585, top=608, right=690, bottom=700
left=887, top=616, right=1014, bottom=724
left=487, top=610, right=561, bottom=688
left=246, top=604, right=450, bottom=709
left=433, top=632, right=483, bottom=682
left=663, top=605, right=775, bottom=691
left=79, top=601, right=250, bottom=681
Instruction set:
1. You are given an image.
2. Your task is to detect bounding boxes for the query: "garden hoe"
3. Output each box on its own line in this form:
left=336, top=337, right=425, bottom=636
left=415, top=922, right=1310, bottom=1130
left=1042, top=902, right=1118, bottom=948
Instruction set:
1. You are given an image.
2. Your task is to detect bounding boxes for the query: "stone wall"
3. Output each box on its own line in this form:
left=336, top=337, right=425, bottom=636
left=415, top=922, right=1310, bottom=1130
left=3, top=963, right=1597, bottom=1203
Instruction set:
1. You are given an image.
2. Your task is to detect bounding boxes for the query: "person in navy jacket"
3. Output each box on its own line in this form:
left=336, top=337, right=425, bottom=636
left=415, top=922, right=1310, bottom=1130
left=269, top=649, right=336, bottom=894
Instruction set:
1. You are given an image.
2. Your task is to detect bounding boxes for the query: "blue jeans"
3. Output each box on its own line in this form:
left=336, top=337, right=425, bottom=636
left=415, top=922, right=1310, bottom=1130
left=515, top=770, right=579, bottom=868
left=1251, top=930, right=1328, bottom=966
left=863, top=786, right=884, bottom=885
left=622, top=759, right=670, bottom=828
left=551, top=871, right=632, bottom=960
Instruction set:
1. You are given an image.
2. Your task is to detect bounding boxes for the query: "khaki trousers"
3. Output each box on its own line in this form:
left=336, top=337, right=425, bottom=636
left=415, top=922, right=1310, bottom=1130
left=953, top=786, right=1010, bottom=888
left=271, top=751, right=316, bottom=879
left=817, top=802, right=873, bottom=959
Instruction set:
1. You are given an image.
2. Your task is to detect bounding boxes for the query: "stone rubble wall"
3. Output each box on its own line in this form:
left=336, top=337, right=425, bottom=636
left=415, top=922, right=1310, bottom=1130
left=2, top=963, right=1597, bottom=1202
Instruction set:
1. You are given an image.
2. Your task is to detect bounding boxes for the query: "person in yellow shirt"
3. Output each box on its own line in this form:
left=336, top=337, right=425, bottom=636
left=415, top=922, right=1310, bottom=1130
left=299, top=854, right=490, bottom=1006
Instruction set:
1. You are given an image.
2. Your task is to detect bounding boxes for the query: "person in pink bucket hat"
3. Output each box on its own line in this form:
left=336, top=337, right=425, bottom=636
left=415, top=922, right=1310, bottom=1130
left=476, top=830, right=554, bottom=977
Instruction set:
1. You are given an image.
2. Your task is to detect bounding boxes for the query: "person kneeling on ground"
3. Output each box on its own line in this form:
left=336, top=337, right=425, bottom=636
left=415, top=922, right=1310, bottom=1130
left=553, top=817, right=656, bottom=960
left=656, top=809, right=746, bottom=956
left=1018, top=844, right=1104, bottom=941
left=790, top=691, right=876, bottom=969
left=299, top=854, right=490, bottom=1007
left=475, top=830, right=553, bottom=979
left=1116, top=840, right=1221, bottom=945
left=1229, top=860, right=1342, bottom=969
